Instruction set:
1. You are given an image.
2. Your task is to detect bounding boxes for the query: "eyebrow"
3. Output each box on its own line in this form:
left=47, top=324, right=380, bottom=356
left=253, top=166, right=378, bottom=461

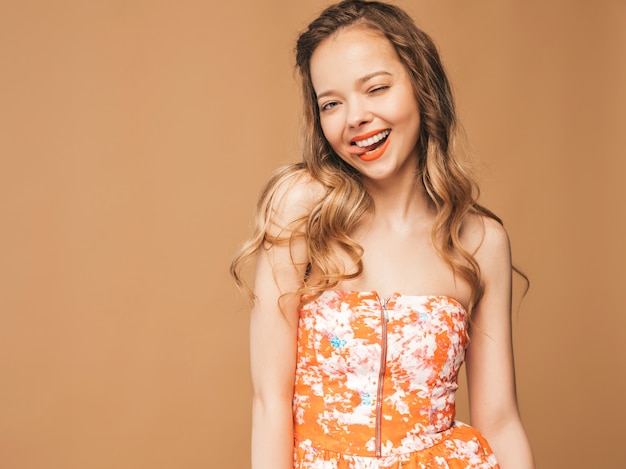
left=316, top=70, right=393, bottom=100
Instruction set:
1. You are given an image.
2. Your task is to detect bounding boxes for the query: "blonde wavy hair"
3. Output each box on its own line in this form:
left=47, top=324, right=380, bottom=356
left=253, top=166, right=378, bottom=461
left=231, top=0, right=511, bottom=315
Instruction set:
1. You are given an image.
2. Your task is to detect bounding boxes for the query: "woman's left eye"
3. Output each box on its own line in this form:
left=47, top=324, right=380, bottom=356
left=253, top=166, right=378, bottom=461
left=369, top=85, right=389, bottom=94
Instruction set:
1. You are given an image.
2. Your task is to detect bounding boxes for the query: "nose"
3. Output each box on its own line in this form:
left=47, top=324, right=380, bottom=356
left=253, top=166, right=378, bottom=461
left=346, top=98, right=372, bottom=128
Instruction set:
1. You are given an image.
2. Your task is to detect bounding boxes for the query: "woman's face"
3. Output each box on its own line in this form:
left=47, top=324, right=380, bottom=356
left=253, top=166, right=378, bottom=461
left=310, top=27, right=421, bottom=183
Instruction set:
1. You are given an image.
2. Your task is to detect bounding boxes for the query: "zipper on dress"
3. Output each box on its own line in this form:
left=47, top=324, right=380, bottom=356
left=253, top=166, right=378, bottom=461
left=375, top=295, right=390, bottom=457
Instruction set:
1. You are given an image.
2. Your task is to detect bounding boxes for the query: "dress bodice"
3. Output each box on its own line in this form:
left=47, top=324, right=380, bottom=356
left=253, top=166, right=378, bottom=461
left=293, top=290, right=469, bottom=458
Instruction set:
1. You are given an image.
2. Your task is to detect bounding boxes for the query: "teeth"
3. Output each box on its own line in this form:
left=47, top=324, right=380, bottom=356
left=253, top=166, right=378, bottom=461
left=354, top=130, right=389, bottom=148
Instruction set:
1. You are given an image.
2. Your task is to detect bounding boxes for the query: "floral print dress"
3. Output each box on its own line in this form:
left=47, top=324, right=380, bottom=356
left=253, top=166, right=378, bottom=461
left=293, top=290, right=499, bottom=469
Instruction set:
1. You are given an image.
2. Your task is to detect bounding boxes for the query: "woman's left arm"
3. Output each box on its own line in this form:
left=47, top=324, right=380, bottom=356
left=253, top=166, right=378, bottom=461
left=465, top=217, right=535, bottom=469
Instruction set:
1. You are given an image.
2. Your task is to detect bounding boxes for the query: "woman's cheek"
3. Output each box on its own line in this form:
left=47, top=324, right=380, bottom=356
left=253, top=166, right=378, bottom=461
left=321, top=117, right=343, bottom=148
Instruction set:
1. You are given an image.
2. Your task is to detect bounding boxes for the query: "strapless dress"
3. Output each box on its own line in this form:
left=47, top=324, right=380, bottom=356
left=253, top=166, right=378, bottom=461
left=293, top=290, right=499, bottom=468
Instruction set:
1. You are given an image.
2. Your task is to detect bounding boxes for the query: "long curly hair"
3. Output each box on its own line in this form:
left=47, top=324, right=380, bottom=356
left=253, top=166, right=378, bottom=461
left=231, top=0, right=506, bottom=314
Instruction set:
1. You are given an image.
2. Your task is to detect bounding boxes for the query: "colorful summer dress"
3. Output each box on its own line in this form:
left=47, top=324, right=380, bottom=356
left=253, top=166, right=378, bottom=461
left=293, top=290, right=499, bottom=468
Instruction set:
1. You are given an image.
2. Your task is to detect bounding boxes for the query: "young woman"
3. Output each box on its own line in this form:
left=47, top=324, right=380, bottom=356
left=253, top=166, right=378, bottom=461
left=231, top=1, right=534, bottom=467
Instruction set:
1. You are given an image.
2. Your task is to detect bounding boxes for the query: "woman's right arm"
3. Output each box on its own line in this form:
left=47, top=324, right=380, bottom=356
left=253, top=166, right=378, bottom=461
left=249, top=177, right=315, bottom=469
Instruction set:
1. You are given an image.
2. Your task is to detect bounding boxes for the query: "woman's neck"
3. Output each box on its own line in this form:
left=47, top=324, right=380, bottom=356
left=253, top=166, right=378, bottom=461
left=363, top=171, right=434, bottom=230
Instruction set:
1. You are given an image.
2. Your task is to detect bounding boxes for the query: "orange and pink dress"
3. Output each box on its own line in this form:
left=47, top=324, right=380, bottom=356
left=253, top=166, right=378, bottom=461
left=293, top=290, right=499, bottom=468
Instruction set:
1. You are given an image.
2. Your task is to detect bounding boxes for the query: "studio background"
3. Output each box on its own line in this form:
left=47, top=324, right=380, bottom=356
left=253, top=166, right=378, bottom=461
left=1, top=0, right=624, bottom=467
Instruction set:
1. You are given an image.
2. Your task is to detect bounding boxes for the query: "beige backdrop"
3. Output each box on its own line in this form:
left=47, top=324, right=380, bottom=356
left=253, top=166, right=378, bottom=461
left=1, top=0, right=625, bottom=468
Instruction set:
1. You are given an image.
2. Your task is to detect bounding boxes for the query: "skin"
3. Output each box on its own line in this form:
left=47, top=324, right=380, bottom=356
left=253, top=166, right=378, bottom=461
left=250, top=26, right=534, bottom=469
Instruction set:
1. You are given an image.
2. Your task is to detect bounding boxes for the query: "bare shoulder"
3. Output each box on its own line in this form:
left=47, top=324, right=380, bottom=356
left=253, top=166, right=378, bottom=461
left=461, top=212, right=511, bottom=265
left=262, top=166, right=324, bottom=236
left=462, top=213, right=513, bottom=321
left=273, top=167, right=324, bottom=206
